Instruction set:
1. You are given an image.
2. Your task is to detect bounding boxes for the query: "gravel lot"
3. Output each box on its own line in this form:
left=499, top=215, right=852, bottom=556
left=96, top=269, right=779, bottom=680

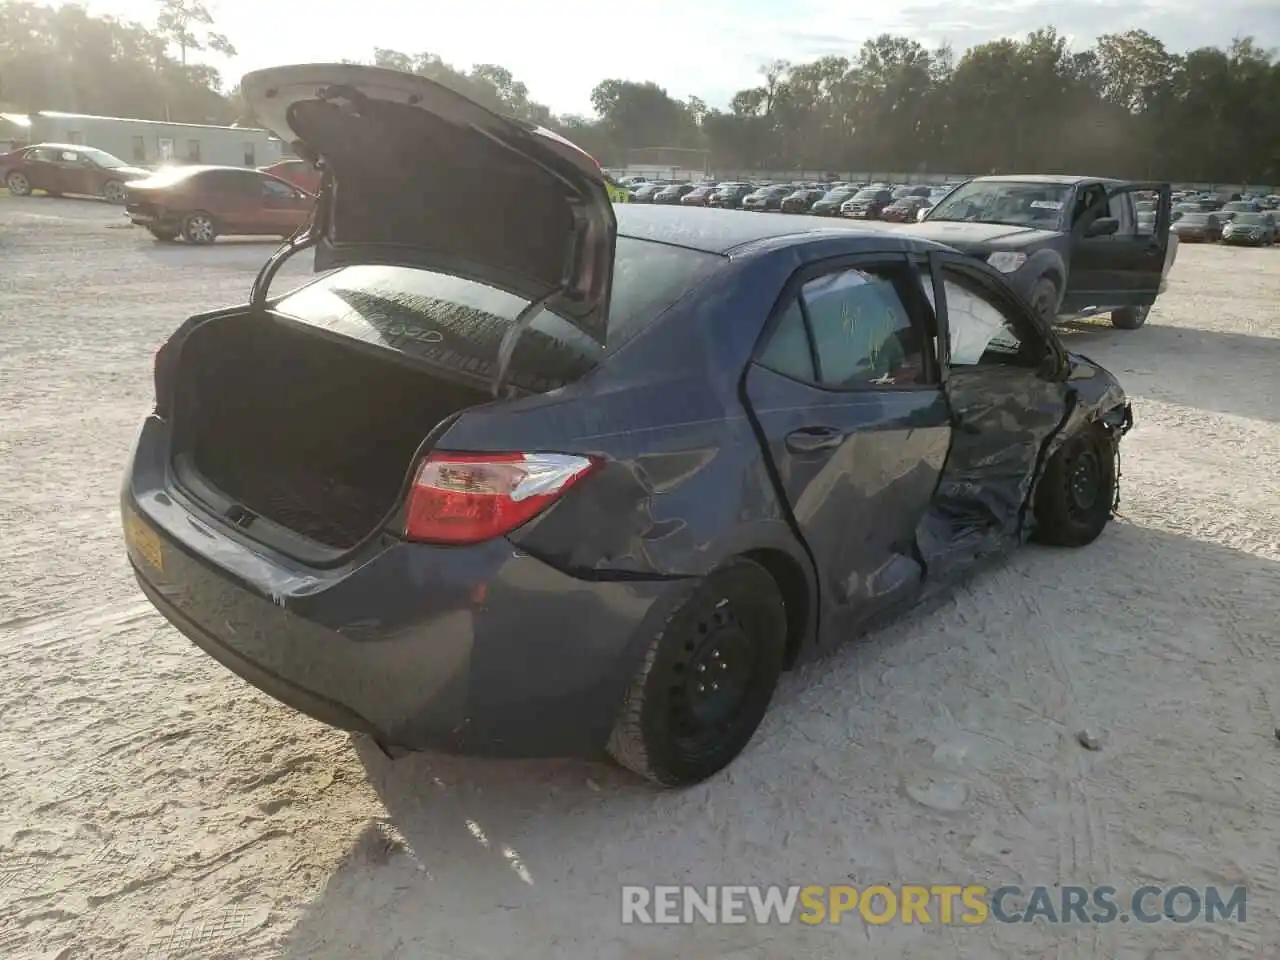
left=2, top=195, right=1279, bottom=960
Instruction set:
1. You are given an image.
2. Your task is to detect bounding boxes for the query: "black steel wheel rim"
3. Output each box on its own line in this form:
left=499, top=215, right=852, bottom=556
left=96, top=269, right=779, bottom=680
left=1067, top=448, right=1103, bottom=515
left=668, top=605, right=758, bottom=756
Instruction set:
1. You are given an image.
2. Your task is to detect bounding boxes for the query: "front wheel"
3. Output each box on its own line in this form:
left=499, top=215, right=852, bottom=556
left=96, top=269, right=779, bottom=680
left=607, top=558, right=787, bottom=787
left=1110, top=305, right=1149, bottom=329
left=102, top=180, right=126, bottom=204
left=5, top=171, right=31, bottom=196
left=1032, top=423, right=1117, bottom=548
left=181, top=212, right=217, bottom=244
left=148, top=226, right=179, bottom=242
left=1029, top=276, right=1059, bottom=324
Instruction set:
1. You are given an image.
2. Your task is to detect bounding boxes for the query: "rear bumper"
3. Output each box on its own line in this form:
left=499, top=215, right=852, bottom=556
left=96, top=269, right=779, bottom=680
left=123, top=415, right=677, bottom=758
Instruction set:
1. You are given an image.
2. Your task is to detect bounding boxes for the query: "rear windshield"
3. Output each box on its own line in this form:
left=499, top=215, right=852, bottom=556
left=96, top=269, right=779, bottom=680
left=274, top=236, right=726, bottom=391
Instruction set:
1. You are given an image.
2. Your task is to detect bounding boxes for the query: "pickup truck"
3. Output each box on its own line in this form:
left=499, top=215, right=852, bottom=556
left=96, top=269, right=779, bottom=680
left=896, top=175, right=1176, bottom=329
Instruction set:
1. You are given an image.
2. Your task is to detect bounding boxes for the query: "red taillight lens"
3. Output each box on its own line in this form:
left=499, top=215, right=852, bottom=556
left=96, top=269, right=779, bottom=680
left=404, top=451, right=600, bottom=545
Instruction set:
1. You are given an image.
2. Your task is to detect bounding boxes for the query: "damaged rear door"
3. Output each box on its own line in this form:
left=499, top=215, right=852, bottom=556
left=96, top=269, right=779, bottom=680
left=744, top=254, right=951, bottom=640
left=915, top=251, right=1072, bottom=578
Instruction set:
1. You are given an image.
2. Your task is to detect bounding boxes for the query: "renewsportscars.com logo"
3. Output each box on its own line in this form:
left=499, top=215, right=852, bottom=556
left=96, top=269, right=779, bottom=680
left=621, top=884, right=1247, bottom=926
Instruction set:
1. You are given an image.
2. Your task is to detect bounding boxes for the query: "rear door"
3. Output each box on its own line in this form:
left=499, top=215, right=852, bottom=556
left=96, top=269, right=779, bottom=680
left=18, top=148, right=57, bottom=191
left=744, top=254, right=951, bottom=639
left=916, top=251, right=1070, bottom=577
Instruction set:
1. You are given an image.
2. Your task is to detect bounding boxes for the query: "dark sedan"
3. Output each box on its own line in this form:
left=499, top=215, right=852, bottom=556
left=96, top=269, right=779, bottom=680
left=742, top=184, right=792, bottom=211
left=653, top=182, right=696, bottom=204
left=124, top=165, right=315, bottom=243
left=1172, top=212, right=1223, bottom=243
left=809, top=187, right=857, bottom=216
left=124, top=62, right=1135, bottom=788
left=779, top=187, right=827, bottom=214
left=629, top=182, right=665, bottom=203
left=880, top=196, right=931, bottom=223
left=0, top=142, right=151, bottom=202
left=706, top=182, right=752, bottom=208
left=1221, top=211, right=1277, bottom=246
left=678, top=183, right=717, bottom=207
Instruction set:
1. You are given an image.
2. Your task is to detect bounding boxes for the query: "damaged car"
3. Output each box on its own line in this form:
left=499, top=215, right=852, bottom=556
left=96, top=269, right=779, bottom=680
left=122, top=63, right=1135, bottom=788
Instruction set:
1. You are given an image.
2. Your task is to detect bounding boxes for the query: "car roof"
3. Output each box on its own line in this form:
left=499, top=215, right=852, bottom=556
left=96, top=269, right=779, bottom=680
left=975, top=174, right=1120, bottom=186
left=615, top=204, right=921, bottom=255
left=29, top=142, right=99, bottom=151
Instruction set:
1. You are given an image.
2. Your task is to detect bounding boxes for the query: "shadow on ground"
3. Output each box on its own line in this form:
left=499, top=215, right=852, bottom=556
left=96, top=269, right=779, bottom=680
left=276, top=521, right=1280, bottom=960
left=1057, top=319, right=1280, bottom=425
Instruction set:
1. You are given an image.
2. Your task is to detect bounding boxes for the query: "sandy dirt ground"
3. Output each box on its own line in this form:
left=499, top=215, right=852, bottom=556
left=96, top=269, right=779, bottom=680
left=2, top=195, right=1279, bottom=960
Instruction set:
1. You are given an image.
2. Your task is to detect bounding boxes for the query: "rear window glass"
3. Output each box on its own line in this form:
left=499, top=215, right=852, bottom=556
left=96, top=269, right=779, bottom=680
left=274, top=236, right=725, bottom=391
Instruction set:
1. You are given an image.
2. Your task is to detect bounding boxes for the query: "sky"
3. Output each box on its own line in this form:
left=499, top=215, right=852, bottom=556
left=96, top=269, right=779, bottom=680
left=87, top=0, right=1280, bottom=116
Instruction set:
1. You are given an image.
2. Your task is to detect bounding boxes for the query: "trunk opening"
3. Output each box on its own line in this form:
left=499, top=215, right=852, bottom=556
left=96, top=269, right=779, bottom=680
left=172, top=312, right=493, bottom=552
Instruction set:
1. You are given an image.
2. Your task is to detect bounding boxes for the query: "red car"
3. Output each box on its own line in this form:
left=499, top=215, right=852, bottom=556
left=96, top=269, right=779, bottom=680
left=0, top=142, right=152, bottom=202
left=124, top=165, right=316, bottom=243
left=259, top=158, right=322, bottom=194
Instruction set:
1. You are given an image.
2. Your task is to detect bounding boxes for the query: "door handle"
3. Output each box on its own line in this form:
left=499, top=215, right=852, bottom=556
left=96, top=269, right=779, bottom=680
left=785, top=426, right=844, bottom=454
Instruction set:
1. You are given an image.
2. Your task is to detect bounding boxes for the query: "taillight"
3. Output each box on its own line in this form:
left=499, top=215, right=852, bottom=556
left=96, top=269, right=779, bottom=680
left=404, top=451, right=600, bottom=545
left=153, top=338, right=175, bottom=418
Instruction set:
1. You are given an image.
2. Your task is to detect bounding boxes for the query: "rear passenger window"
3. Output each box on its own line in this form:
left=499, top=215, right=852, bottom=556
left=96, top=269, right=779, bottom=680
left=801, top=267, right=926, bottom=387
left=757, top=301, right=814, bottom=381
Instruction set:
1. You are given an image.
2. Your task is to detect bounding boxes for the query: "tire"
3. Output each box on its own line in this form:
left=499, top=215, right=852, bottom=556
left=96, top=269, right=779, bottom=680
left=1032, top=423, right=1117, bottom=548
left=606, top=558, right=788, bottom=787
left=148, top=227, right=179, bottom=242
left=181, top=212, right=217, bottom=244
left=5, top=171, right=31, bottom=196
left=1110, top=305, right=1149, bottom=329
left=102, top=180, right=127, bottom=204
left=1029, top=275, right=1059, bottom=324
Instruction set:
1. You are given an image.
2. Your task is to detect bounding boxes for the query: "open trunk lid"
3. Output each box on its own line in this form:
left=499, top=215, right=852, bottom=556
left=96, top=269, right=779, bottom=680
left=240, top=62, right=617, bottom=345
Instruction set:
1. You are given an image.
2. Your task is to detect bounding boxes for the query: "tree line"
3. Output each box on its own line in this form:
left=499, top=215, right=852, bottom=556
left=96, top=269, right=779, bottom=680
left=3, top=1, right=1278, bottom=183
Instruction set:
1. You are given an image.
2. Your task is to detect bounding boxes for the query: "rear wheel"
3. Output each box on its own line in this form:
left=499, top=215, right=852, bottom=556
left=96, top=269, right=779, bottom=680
left=607, top=558, right=787, bottom=787
left=1032, top=423, right=1116, bottom=548
left=1029, top=276, right=1059, bottom=324
left=5, top=171, right=31, bottom=196
left=182, top=212, right=217, bottom=244
left=1110, top=305, right=1149, bottom=329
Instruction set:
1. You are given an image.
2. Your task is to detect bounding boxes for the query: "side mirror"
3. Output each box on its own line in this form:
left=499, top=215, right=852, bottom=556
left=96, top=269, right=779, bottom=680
left=916, top=207, right=930, bottom=222
left=1084, top=217, right=1120, bottom=238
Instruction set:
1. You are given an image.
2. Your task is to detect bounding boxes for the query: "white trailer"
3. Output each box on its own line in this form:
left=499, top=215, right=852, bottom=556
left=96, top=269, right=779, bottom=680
left=28, top=112, right=286, bottom=168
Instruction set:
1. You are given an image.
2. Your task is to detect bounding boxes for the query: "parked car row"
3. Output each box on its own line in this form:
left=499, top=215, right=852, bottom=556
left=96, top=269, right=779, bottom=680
left=616, top=176, right=967, bottom=221
left=0, top=140, right=319, bottom=244
left=1169, top=209, right=1278, bottom=245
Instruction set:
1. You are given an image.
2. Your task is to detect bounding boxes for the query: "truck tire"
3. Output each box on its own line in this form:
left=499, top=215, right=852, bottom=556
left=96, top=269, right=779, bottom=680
left=1029, top=276, right=1059, bottom=323
left=1111, top=305, right=1149, bottom=329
